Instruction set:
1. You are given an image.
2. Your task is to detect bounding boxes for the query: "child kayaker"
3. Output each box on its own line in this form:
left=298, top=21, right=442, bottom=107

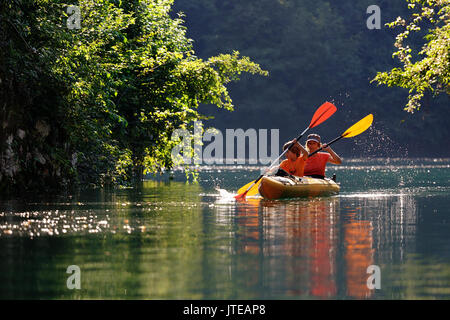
left=278, top=139, right=309, bottom=177
left=304, top=134, right=342, bottom=179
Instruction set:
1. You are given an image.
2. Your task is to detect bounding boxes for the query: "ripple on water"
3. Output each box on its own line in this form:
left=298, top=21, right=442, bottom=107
left=0, top=209, right=114, bottom=237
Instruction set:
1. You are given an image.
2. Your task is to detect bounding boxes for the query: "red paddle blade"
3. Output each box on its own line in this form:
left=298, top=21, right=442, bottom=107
left=309, top=102, right=337, bottom=128
left=234, top=191, right=248, bottom=200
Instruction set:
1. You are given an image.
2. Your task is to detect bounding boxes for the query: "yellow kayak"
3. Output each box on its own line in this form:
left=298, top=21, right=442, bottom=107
left=258, top=175, right=340, bottom=200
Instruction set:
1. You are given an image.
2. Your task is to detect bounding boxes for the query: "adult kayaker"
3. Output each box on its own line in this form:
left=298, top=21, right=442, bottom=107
left=278, top=139, right=309, bottom=177
left=304, top=134, right=341, bottom=179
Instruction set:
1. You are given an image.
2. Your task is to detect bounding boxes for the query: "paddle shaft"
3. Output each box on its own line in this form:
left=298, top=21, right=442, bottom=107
left=308, top=113, right=374, bottom=158
left=308, top=135, right=344, bottom=158
left=270, top=126, right=310, bottom=168
left=242, top=127, right=311, bottom=193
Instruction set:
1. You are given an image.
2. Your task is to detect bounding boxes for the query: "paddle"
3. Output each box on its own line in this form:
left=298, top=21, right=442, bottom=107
left=235, top=101, right=337, bottom=200
left=308, top=114, right=374, bottom=158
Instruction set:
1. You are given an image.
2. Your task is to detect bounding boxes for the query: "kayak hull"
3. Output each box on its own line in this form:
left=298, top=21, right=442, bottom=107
left=258, top=176, right=340, bottom=200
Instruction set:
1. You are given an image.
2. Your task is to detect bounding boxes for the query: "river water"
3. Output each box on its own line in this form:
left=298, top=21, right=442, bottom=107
left=0, top=158, right=449, bottom=299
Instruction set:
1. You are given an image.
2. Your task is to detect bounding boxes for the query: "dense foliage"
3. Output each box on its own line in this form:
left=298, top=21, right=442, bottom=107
left=0, top=0, right=267, bottom=192
left=373, top=0, right=449, bottom=113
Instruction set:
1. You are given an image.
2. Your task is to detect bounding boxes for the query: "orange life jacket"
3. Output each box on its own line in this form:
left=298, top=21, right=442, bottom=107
left=279, top=157, right=306, bottom=177
left=304, top=152, right=330, bottom=177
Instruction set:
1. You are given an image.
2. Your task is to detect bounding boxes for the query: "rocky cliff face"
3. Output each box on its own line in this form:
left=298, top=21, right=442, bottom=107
left=0, top=115, right=74, bottom=194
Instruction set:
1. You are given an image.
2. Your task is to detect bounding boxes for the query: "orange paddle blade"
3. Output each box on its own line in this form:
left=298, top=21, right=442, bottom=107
left=309, top=102, right=337, bottom=128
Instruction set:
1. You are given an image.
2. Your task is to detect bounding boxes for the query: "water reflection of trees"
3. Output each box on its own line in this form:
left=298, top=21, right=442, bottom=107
left=0, top=181, right=423, bottom=299
left=231, top=193, right=420, bottom=299
left=233, top=197, right=379, bottom=299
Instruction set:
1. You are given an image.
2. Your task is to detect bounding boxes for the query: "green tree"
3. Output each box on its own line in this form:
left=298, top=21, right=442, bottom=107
left=373, top=0, right=450, bottom=113
left=0, top=0, right=267, bottom=193
left=0, top=0, right=76, bottom=191
left=108, top=1, right=268, bottom=181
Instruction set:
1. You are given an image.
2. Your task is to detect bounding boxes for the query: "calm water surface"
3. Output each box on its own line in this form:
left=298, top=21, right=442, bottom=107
left=0, top=158, right=449, bottom=299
